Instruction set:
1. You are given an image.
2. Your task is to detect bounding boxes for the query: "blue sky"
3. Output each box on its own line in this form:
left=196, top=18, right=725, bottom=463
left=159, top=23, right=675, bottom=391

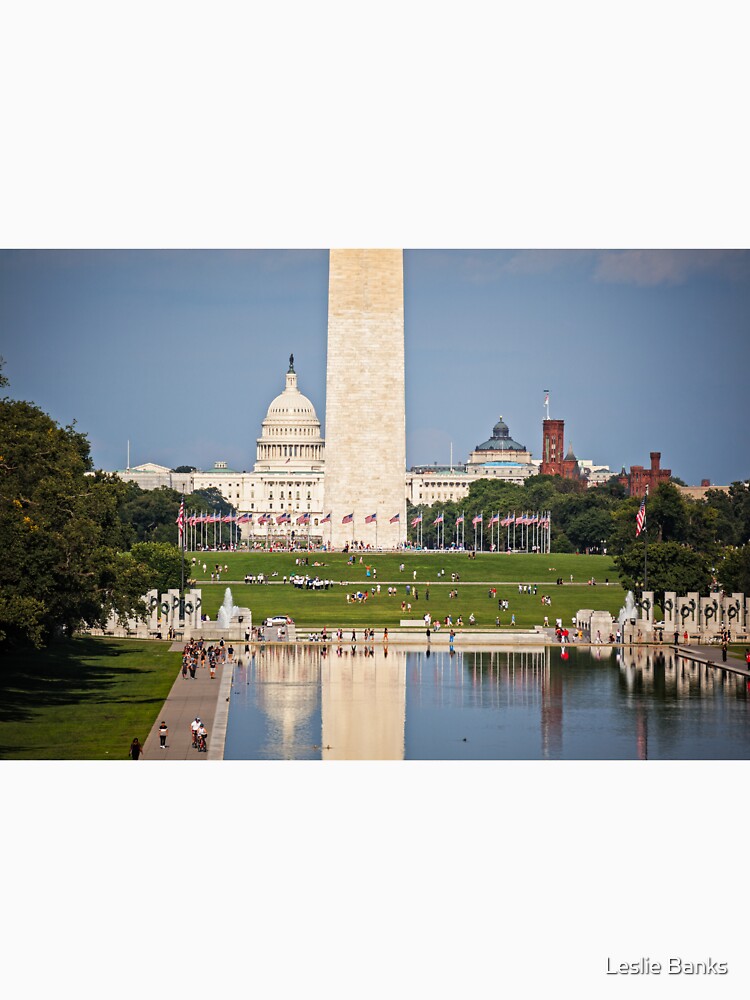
left=2, top=248, right=748, bottom=485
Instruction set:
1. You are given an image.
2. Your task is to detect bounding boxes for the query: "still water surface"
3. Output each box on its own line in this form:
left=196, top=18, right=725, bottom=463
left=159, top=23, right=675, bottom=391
left=223, top=644, right=750, bottom=760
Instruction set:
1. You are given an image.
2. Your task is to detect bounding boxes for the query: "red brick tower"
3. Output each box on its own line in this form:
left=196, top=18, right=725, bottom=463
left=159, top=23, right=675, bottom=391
left=541, top=419, right=565, bottom=475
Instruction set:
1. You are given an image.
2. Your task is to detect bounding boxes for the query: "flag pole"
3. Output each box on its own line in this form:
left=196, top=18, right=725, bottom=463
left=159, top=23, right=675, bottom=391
left=644, top=485, right=649, bottom=590
left=179, top=495, right=185, bottom=595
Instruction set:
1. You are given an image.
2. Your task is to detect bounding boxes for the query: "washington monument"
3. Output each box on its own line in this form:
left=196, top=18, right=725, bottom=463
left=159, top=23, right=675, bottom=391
left=323, top=249, right=406, bottom=549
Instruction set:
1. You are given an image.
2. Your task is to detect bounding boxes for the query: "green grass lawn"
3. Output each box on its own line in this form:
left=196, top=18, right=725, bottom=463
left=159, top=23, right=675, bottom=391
left=0, top=637, right=181, bottom=760
left=189, top=551, right=625, bottom=630
left=189, top=550, right=617, bottom=585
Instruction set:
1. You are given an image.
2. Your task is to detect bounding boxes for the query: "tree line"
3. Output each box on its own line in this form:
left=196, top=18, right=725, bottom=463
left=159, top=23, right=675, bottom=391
left=408, top=473, right=750, bottom=606
left=0, top=366, right=235, bottom=649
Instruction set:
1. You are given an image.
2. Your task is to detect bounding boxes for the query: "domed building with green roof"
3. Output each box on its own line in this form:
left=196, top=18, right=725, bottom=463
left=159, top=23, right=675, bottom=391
left=465, top=415, right=537, bottom=482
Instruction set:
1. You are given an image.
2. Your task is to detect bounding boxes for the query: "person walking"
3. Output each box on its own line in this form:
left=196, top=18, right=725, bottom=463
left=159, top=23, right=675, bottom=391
left=210, top=660, right=216, bottom=679
left=129, top=737, right=143, bottom=760
left=721, top=640, right=728, bottom=662
left=158, top=721, right=168, bottom=749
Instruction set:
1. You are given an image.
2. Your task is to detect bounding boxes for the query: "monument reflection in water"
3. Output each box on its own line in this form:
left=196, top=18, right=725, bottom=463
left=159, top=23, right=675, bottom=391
left=223, top=644, right=750, bottom=761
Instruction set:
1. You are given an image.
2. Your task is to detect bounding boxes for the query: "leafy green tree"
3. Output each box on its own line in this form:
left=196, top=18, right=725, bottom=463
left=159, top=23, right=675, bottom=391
left=566, top=508, right=614, bottom=552
left=0, top=397, right=150, bottom=648
left=647, top=482, right=689, bottom=543
left=727, top=482, right=750, bottom=545
left=717, top=544, right=750, bottom=594
left=129, top=542, right=184, bottom=593
left=615, top=542, right=711, bottom=604
left=117, top=483, right=183, bottom=545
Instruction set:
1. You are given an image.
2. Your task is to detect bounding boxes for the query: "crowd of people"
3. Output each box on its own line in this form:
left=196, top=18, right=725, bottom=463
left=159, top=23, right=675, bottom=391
left=181, top=637, right=233, bottom=679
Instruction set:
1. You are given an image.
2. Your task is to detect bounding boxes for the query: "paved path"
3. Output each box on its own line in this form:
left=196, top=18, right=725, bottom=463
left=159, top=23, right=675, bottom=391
left=674, top=643, right=750, bottom=679
left=141, top=647, right=228, bottom=760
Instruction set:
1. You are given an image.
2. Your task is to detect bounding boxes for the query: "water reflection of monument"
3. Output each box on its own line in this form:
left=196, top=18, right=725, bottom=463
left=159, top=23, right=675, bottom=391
left=253, top=645, right=322, bottom=759
left=321, top=648, right=407, bottom=760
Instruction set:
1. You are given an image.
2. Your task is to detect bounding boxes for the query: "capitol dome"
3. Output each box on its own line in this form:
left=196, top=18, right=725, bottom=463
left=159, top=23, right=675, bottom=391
left=475, top=415, right=526, bottom=452
left=255, top=356, right=324, bottom=470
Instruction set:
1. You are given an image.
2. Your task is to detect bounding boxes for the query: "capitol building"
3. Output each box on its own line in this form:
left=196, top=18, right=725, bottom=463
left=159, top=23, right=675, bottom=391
left=119, top=358, right=328, bottom=543
left=115, top=357, right=609, bottom=544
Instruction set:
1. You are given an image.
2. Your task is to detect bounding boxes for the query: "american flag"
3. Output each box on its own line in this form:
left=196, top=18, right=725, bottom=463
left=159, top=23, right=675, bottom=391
left=456, top=514, right=464, bottom=524
left=501, top=515, right=514, bottom=526
left=296, top=512, right=310, bottom=525
left=433, top=514, right=444, bottom=524
left=472, top=513, right=483, bottom=525
left=258, top=514, right=269, bottom=525
left=365, top=513, right=377, bottom=523
left=277, top=512, right=291, bottom=524
left=222, top=514, right=234, bottom=523
left=176, top=498, right=185, bottom=539
left=488, top=514, right=499, bottom=525
left=389, top=513, right=400, bottom=523
left=237, top=513, right=252, bottom=523
left=544, top=390, right=549, bottom=406
left=411, top=514, right=422, bottom=527
left=636, top=495, right=647, bottom=537
left=320, top=512, right=331, bottom=523
left=342, top=513, right=354, bottom=524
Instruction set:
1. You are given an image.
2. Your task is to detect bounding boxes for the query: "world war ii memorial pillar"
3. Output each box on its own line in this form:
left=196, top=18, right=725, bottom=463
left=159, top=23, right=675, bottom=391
left=323, top=249, right=406, bottom=550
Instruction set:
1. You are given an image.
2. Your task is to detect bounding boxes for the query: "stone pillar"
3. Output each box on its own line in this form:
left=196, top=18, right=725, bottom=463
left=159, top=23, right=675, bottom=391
left=323, top=250, right=406, bottom=550
left=146, top=589, right=159, bottom=633
left=729, top=593, right=745, bottom=634
left=663, top=591, right=677, bottom=634
left=678, top=593, right=698, bottom=635
left=641, top=591, right=654, bottom=625
left=700, top=596, right=720, bottom=638
left=184, top=589, right=202, bottom=630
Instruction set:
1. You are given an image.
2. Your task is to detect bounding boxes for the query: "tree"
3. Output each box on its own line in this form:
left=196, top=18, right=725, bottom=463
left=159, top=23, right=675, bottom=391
left=129, top=542, right=184, bottom=594
left=615, top=542, right=711, bottom=604
left=566, top=508, right=614, bottom=552
left=717, top=545, right=750, bottom=594
left=172, top=465, right=197, bottom=473
left=116, top=482, right=182, bottom=545
left=0, top=396, right=148, bottom=648
left=647, top=482, right=689, bottom=543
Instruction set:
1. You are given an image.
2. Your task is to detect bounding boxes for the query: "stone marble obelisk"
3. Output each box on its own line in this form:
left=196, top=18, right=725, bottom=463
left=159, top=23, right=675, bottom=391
left=323, top=249, right=406, bottom=549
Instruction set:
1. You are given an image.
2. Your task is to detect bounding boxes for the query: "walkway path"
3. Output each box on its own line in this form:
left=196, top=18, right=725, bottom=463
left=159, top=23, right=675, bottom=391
left=141, top=646, right=228, bottom=760
left=674, top=643, right=750, bottom=679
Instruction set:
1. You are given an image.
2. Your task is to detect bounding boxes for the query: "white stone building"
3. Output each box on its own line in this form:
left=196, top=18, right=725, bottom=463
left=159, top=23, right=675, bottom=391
left=193, top=358, right=326, bottom=544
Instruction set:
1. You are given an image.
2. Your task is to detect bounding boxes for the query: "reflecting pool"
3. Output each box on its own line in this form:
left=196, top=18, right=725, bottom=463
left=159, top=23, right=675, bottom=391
left=223, top=644, right=750, bottom=760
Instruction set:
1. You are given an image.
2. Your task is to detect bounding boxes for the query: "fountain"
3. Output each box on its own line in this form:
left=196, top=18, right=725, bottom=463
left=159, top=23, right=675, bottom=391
left=618, top=590, right=638, bottom=632
left=217, top=587, right=240, bottom=630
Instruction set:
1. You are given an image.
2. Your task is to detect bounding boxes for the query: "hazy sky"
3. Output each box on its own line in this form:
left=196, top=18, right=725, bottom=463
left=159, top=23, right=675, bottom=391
left=1, top=248, right=748, bottom=486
